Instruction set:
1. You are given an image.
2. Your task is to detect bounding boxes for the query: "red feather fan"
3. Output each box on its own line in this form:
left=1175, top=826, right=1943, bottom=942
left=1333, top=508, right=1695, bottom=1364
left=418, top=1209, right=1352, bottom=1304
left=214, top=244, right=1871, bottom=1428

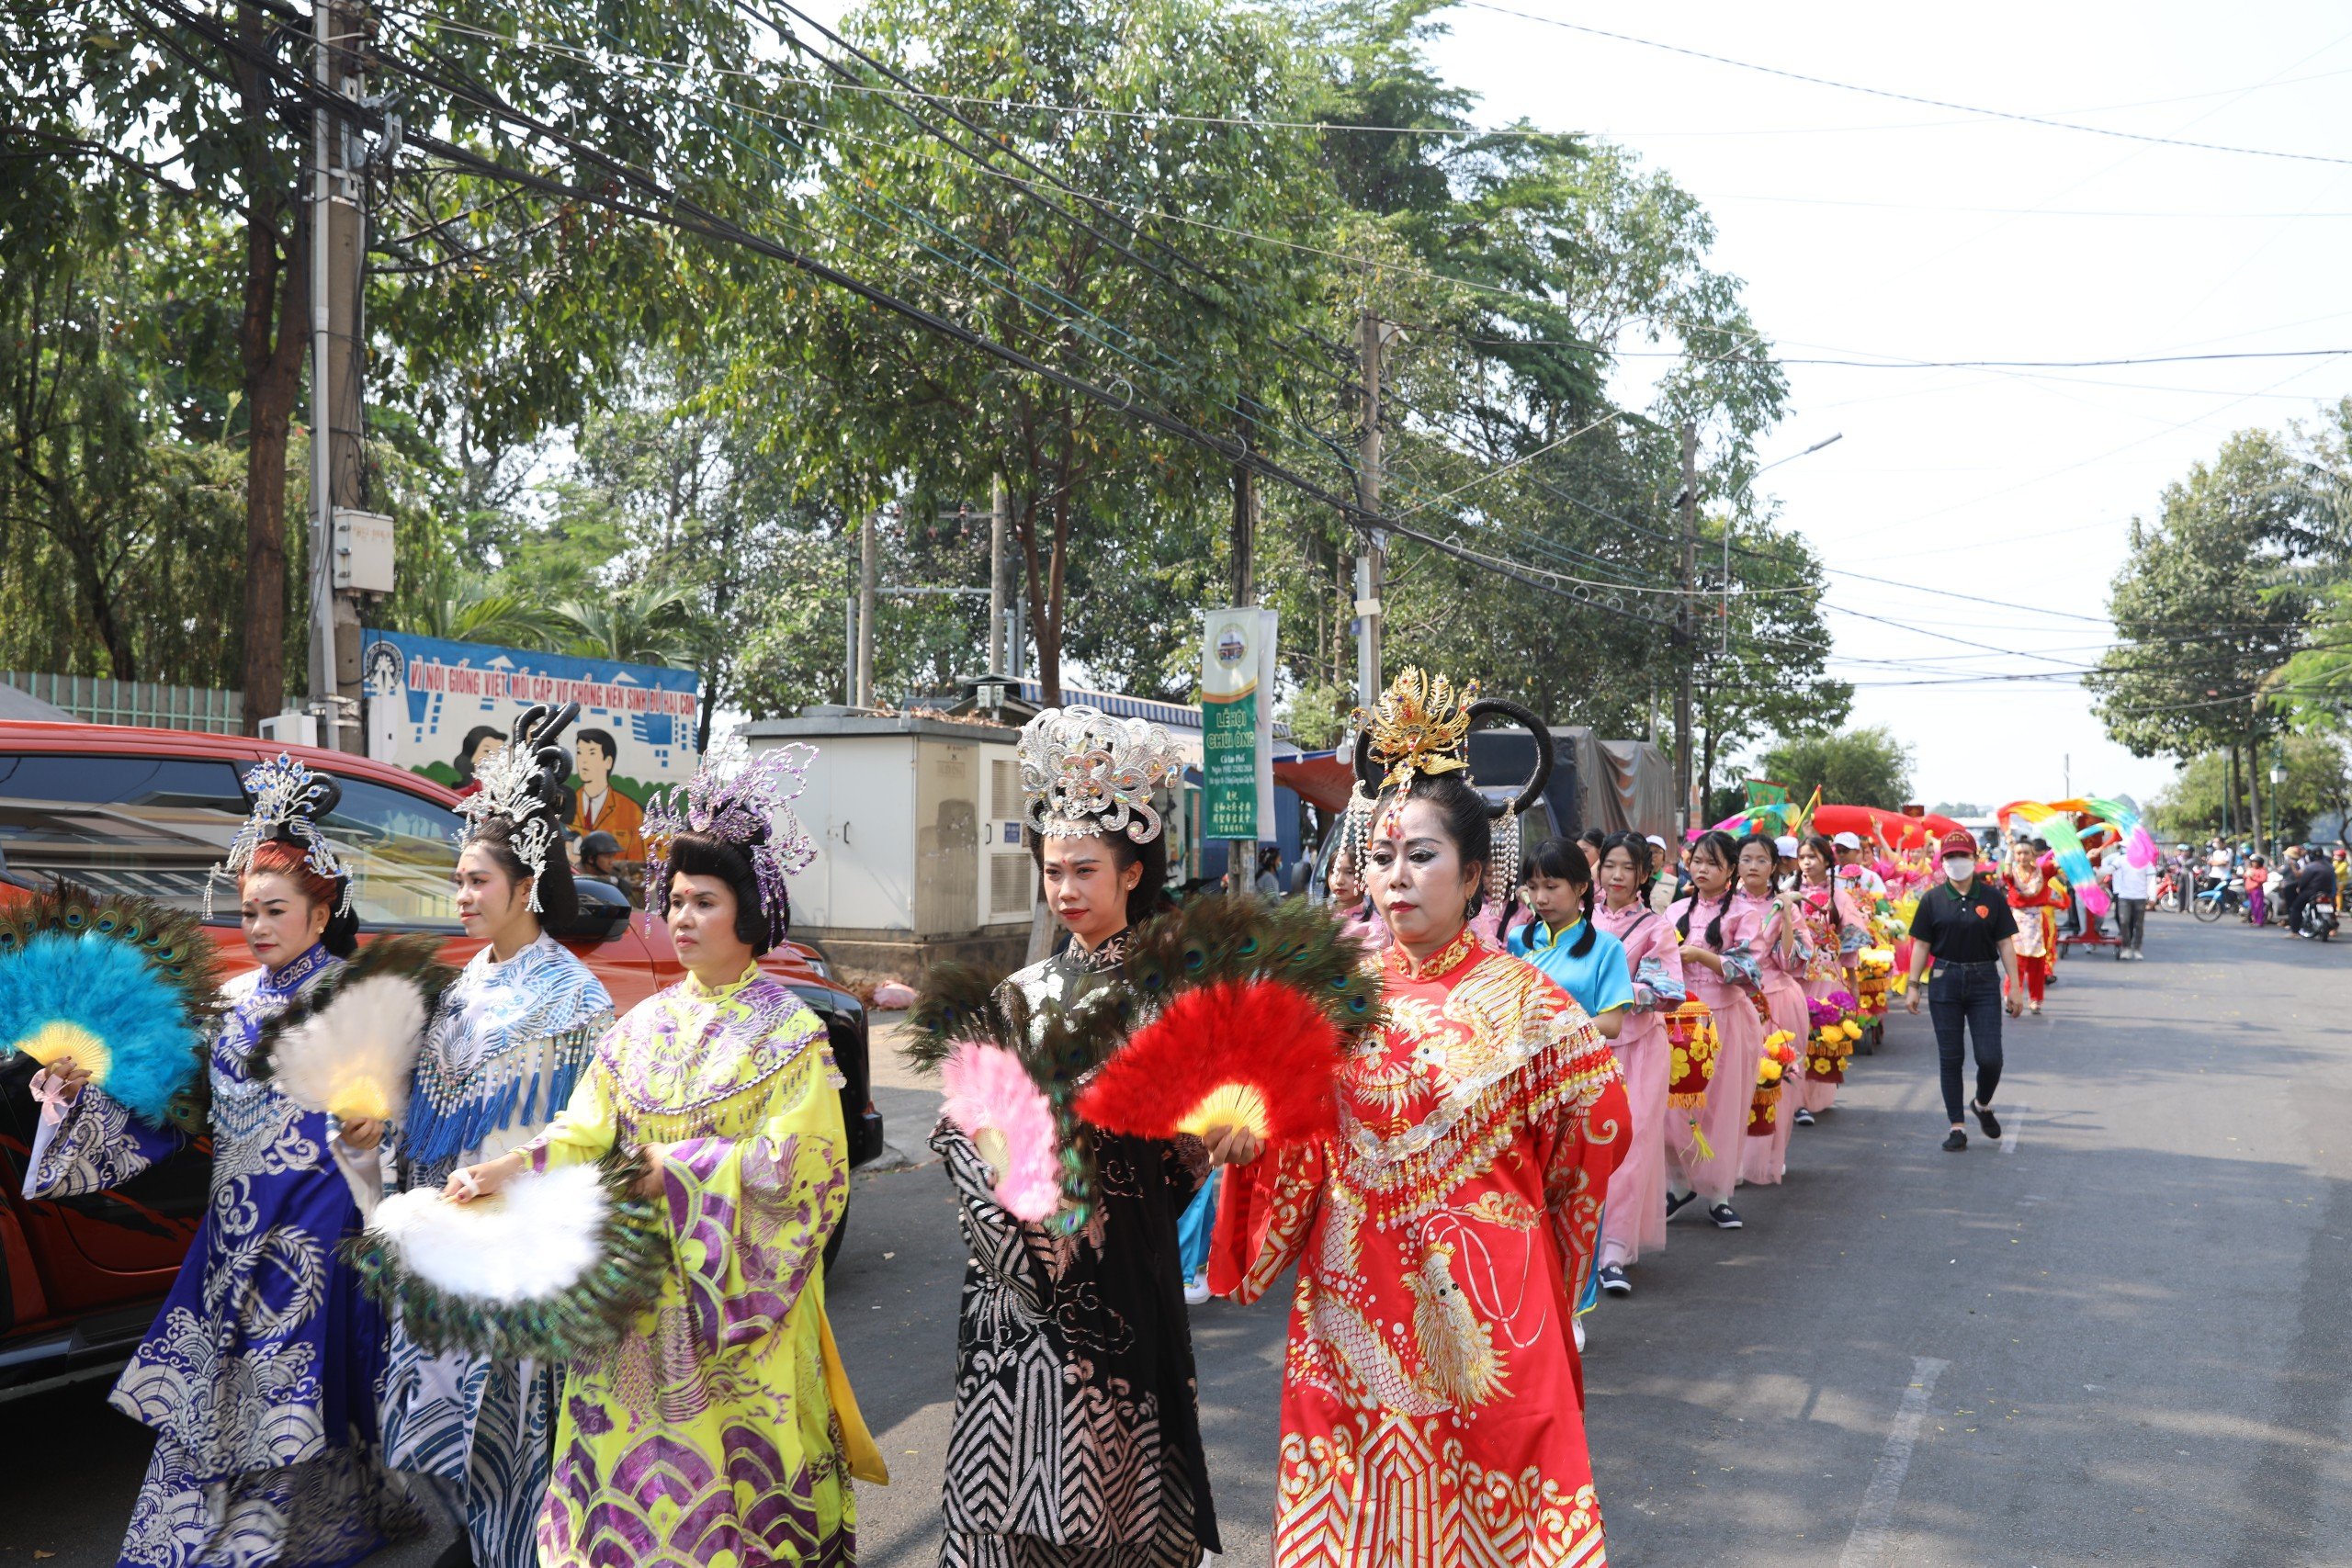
left=1072, top=979, right=1344, bottom=1147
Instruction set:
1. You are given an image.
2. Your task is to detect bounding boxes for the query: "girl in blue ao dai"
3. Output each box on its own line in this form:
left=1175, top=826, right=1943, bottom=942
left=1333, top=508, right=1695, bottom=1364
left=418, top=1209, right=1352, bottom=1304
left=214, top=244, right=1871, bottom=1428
left=1508, top=837, right=1634, bottom=1334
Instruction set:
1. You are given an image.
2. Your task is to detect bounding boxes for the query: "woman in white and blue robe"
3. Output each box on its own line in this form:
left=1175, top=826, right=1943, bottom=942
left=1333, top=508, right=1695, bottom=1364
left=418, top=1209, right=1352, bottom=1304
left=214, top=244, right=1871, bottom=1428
left=378, top=811, right=613, bottom=1568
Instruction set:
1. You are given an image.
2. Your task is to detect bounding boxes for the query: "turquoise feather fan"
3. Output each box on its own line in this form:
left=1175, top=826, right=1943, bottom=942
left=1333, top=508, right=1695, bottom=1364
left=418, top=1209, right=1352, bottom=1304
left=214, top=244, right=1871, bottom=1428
left=0, top=886, right=222, bottom=1131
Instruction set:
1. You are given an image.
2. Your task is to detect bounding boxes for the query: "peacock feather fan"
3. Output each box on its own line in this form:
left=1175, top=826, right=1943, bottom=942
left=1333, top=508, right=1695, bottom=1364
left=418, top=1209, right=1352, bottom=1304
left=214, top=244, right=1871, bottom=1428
left=902, top=962, right=1007, bottom=1072
left=1068, top=894, right=1387, bottom=1150
left=1120, top=893, right=1387, bottom=1037
left=0, top=886, right=222, bottom=1132
left=342, top=1148, right=667, bottom=1364
left=253, top=934, right=459, bottom=1122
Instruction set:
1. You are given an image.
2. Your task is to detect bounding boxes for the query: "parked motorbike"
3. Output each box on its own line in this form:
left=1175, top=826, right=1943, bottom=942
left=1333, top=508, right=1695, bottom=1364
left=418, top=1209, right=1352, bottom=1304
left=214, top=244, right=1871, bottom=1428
left=2191, top=874, right=2244, bottom=923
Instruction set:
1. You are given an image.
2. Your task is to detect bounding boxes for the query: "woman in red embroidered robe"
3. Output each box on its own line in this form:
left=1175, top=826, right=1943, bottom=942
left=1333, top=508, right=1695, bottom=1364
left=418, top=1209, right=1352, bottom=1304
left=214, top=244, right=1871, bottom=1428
left=1210, top=761, right=1630, bottom=1568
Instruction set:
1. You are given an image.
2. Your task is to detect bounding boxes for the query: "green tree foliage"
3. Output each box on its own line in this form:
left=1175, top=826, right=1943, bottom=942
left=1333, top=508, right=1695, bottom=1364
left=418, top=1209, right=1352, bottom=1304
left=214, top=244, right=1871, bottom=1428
left=0, top=163, right=248, bottom=683
left=2149, top=736, right=2350, bottom=845
left=2088, top=431, right=2314, bottom=767
left=4, top=0, right=794, bottom=719
left=4, top=0, right=1839, bottom=773
left=1758, top=726, right=1915, bottom=811
left=735, top=0, right=1330, bottom=705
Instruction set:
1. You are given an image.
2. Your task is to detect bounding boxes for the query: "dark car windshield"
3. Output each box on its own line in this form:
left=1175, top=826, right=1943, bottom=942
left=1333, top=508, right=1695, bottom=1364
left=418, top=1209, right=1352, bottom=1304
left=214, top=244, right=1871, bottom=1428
left=0, top=751, right=462, bottom=929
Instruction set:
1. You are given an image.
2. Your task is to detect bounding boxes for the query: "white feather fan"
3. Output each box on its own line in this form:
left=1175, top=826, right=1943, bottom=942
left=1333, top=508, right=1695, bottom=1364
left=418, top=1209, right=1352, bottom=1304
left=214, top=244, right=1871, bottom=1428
left=368, top=1165, right=611, bottom=1303
left=266, top=972, right=433, bottom=1122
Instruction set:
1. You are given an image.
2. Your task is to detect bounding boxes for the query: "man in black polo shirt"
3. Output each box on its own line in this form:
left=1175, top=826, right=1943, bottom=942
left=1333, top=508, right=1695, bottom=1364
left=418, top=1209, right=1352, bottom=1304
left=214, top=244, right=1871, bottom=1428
left=1905, top=829, right=2025, bottom=1151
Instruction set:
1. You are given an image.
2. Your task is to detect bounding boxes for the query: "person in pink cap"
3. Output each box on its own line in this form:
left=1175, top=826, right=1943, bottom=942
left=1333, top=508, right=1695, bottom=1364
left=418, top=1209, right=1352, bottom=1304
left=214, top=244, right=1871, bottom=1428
left=1905, top=828, right=2024, bottom=1150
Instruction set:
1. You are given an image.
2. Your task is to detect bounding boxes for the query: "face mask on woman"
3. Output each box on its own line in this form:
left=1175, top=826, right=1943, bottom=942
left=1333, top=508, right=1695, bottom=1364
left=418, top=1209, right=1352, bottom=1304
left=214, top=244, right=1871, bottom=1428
left=1943, top=855, right=1975, bottom=883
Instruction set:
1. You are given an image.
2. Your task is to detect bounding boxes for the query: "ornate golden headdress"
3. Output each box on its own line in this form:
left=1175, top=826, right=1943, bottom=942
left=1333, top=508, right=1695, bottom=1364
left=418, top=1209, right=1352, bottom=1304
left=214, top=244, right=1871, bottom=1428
left=1354, top=668, right=1477, bottom=795
left=1339, top=667, right=1555, bottom=908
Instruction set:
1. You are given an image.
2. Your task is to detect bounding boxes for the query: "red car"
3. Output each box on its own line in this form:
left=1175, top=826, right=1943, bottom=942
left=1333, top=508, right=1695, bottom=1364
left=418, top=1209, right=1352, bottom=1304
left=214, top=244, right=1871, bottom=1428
left=0, top=722, right=882, bottom=1396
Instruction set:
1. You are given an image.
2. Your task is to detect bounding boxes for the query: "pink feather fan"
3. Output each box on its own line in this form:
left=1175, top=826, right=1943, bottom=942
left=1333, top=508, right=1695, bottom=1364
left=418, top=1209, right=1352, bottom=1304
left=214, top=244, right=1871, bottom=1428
left=940, top=1041, right=1061, bottom=1222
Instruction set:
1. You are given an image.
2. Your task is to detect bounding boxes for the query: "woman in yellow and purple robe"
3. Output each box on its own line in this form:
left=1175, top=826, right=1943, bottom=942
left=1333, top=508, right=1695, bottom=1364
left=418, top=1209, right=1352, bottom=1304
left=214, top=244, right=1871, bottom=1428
left=446, top=745, right=881, bottom=1568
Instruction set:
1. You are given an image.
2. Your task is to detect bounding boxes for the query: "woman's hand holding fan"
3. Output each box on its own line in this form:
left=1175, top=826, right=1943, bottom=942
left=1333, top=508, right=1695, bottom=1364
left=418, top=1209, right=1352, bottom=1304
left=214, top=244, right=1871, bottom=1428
left=1200, top=1123, right=1263, bottom=1168
left=1071, top=979, right=1343, bottom=1154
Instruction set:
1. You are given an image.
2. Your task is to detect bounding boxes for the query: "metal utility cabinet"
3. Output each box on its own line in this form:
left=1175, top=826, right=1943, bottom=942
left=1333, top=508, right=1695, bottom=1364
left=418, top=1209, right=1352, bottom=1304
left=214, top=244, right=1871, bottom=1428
left=745, top=710, right=1033, bottom=978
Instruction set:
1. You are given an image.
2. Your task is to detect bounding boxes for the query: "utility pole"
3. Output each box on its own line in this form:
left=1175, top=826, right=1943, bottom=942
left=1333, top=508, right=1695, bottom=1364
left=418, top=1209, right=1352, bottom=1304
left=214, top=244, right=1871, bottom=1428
left=1229, top=434, right=1260, bottom=897
left=855, top=503, right=878, bottom=707
left=1354, top=307, right=1386, bottom=707
left=1232, top=456, right=1258, bottom=607
left=988, top=473, right=1009, bottom=673
left=1674, top=422, right=1699, bottom=835
left=307, top=0, right=369, bottom=753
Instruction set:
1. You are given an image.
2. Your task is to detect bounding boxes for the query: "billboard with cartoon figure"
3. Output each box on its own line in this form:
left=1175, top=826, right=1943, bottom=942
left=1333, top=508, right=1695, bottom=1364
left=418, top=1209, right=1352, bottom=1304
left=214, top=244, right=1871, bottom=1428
left=361, top=629, right=701, bottom=853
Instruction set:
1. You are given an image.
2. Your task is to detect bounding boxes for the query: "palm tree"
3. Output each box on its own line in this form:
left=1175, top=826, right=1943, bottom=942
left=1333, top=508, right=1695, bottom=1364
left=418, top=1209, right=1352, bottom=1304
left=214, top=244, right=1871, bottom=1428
left=555, top=577, right=699, bottom=667
left=402, top=568, right=568, bottom=649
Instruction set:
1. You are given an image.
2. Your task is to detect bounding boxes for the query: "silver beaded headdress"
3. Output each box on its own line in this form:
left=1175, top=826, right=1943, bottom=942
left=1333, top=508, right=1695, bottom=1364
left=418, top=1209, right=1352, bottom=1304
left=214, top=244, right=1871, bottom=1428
left=208, top=752, right=351, bottom=916
left=641, top=731, right=818, bottom=940
left=454, top=703, right=576, bottom=912
left=1016, top=705, right=1180, bottom=843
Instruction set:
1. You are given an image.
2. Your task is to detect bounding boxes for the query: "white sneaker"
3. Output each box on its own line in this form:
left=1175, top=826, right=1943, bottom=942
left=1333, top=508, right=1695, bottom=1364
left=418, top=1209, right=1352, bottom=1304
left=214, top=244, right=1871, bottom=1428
left=1183, top=1275, right=1212, bottom=1305
left=1573, top=1315, right=1587, bottom=1352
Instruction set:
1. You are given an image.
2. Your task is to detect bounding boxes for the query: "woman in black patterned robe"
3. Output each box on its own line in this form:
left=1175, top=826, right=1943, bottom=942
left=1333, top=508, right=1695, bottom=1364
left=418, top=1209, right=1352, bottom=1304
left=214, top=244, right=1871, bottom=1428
left=928, top=705, right=1219, bottom=1568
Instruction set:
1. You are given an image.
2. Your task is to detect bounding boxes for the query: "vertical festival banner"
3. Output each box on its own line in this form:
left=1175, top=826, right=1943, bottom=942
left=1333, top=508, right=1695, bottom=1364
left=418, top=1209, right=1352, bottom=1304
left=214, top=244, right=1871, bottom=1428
left=1200, top=607, right=1277, bottom=841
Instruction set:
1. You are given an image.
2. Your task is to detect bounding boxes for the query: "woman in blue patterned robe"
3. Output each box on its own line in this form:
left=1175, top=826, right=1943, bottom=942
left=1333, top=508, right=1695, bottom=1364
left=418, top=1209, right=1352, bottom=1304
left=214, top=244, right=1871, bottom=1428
left=22, top=841, right=416, bottom=1568
left=373, top=807, right=613, bottom=1568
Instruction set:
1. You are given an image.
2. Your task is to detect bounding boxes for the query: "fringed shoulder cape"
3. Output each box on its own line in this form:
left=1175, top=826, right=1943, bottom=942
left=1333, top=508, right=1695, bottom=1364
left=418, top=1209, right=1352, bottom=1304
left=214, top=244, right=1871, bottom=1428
left=1210, top=926, right=1629, bottom=1568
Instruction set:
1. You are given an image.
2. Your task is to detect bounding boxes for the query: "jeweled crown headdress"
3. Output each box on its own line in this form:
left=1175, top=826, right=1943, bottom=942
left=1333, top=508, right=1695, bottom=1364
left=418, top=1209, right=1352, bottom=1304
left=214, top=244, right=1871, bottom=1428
left=641, top=731, right=817, bottom=940
left=454, top=704, right=576, bottom=913
left=1017, top=705, right=1180, bottom=843
left=1357, top=668, right=1476, bottom=795
left=209, top=753, right=351, bottom=916
left=1341, top=667, right=1554, bottom=906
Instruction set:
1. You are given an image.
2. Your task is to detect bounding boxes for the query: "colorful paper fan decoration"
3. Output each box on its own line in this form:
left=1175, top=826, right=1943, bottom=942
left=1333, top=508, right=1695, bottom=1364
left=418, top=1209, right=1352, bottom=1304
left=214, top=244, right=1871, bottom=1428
left=940, top=1041, right=1062, bottom=1222
left=1072, top=978, right=1344, bottom=1147
left=343, top=1151, right=666, bottom=1362
left=253, top=934, right=458, bottom=1122
left=0, top=886, right=222, bottom=1132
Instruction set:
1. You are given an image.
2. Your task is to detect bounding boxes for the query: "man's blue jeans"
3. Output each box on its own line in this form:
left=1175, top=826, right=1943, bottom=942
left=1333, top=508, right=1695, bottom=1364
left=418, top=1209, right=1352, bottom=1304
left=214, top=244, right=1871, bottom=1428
left=1927, top=960, right=2004, bottom=1125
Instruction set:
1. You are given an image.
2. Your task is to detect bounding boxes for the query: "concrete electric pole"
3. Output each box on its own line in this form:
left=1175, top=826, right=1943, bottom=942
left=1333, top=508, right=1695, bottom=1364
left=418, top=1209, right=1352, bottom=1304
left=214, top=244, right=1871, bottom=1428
left=855, top=504, right=879, bottom=707
left=307, top=0, right=374, bottom=754
left=1675, top=422, right=1699, bottom=836
left=1355, top=307, right=1386, bottom=708
left=988, top=473, right=1009, bottom=675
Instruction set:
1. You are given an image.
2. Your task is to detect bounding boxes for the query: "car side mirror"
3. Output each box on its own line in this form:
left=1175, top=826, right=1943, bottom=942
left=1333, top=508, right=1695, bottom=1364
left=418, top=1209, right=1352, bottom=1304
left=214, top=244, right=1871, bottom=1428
left=549, top=877, right=633, bottom=942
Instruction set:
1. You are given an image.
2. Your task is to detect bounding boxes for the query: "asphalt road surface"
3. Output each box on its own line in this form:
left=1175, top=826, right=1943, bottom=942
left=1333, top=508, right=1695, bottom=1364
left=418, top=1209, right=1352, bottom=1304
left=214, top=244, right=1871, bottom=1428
left=6, top=913, right=2346, bottom=1566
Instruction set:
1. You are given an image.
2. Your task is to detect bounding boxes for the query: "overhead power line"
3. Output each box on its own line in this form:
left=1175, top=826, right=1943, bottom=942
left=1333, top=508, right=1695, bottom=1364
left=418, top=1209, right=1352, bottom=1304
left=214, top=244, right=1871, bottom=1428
left=1462, top=3, right=2352, bottom=168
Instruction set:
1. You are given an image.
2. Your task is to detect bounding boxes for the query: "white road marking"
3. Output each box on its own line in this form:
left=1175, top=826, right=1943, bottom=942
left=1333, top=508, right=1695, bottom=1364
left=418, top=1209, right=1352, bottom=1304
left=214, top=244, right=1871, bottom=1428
left=1837, top=1355, right=1951, bottom=1568
left=2002, top=1110, right=2021, bottom=1154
